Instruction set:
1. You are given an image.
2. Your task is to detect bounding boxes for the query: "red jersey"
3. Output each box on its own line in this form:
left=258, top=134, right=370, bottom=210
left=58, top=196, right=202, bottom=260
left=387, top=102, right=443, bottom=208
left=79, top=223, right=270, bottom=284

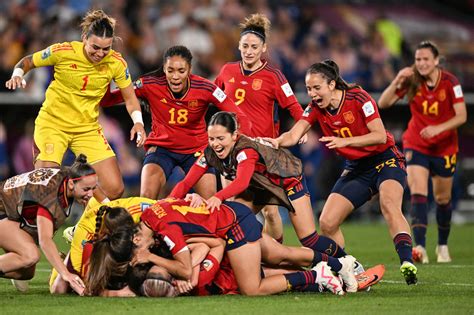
left=215, top=60, right=303, bottom=137
left=301, top=88, right=395, bottom=160
left=101, top=73, right=251, bottom=154
left=170, top=147, right=301, bottom=202
left=140, top=198, right=237, bottom=255
left=396, top=69, right=464, bottom=156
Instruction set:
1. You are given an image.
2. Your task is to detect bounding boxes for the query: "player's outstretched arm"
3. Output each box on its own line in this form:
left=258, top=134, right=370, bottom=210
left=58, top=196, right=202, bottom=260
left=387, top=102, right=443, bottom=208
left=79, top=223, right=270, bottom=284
left=5, top=55, right=35, bottom=90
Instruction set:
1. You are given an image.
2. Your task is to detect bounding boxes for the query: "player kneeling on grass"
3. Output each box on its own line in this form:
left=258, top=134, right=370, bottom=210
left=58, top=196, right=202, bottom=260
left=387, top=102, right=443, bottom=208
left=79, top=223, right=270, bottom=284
left=0, top=154, right=97, bottom=295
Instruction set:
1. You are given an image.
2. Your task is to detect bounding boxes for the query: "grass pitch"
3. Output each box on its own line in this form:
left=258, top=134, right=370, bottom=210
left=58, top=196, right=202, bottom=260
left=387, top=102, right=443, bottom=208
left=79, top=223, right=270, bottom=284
left=1, top=223, right=473, bottom=314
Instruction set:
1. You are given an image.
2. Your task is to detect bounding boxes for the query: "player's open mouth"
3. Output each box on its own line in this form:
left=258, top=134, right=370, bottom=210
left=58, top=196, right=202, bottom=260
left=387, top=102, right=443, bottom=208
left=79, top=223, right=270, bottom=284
left=214, top=147, right=225, bottom=154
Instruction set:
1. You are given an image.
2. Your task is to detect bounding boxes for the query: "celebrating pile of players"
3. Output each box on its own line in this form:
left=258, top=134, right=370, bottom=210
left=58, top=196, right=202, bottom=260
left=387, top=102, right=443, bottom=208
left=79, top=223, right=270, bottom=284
left=1, top=9, right=466, bottom=297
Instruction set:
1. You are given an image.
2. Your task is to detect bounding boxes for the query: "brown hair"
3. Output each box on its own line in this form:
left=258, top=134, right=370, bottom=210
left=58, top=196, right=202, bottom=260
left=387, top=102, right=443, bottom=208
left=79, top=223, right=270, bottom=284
left=85, top=229, right=134, bottom=296
left=306, top=59, right=360, bottom=91
left=66, top=154, right=96, bottom=182
left=240, top=13, right=271, bottom=42
left=405, top=41, right=441, bottom=101
left=80, top=10, right=116, bottom=39
left=93, top=206, right=134, bottom=241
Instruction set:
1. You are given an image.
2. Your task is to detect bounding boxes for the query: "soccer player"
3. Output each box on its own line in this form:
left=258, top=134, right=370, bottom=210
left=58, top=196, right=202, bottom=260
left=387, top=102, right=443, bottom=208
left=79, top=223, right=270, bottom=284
left=378, top=41, right=466, bottom=263
left=0, top=154, right=97, bottom=295
left=49, top=197, right=155, bottom=294
left=268, top=60, right=418, bottom=285
left=5, top=10, right=146, bottom=203
left=214, top=13, right=304, bottom=243
left=128, top=198, right=345, bottom=295
left=169, top=111, right=358, bottom=292
left=100, top=45, right=252, bottom=200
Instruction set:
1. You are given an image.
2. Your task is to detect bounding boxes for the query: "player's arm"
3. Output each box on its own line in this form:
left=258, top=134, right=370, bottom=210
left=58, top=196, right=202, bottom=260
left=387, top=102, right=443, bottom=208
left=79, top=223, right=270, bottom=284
left=187, top=243, right=210, bottom=287
left=420, top=101, right=467, bottom=139
left=120, top=83, right=147, bottom=147
left=320, top=118, right=387, bottom=149
left=378, top=67, right=414, bottom=109
left=5, top=55, right=35, bottom=90
left=213, top=149, right=258, bottom=202
left=272, top=120, right=312, bottom=148
left=37, top=209, right=85, bottom=295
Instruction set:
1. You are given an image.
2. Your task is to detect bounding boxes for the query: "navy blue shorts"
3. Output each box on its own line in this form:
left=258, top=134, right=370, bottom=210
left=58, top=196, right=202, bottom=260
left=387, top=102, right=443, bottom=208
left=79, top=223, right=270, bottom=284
left=143, top=146, right=214, bottom=180
left=332, top=146, right=407, bottom=209
left=404, top=149, right=456, bottom=178
left=222, top=201, right=263, bottom=251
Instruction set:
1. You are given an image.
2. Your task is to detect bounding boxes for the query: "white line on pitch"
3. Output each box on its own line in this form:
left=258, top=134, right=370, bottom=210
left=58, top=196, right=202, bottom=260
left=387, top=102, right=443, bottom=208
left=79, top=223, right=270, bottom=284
left=381, top=280, right=474, bottom=286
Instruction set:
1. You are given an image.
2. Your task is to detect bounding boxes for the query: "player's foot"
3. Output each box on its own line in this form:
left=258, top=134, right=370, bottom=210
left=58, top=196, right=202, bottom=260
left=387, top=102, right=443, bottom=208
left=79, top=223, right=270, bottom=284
left=63, top=226, right=75, bottom=244
left=353, top=260, right=365, bottom=275
left=356, top=264, right=385, bottom=291
left=412, top=245, right=429, bottom=264
left=11, top=279, right=29, bottom=292
left=400, top=261, right=418, bottom=285
left=337, top=255, right=358, bottom=293
left=312, top=262, right=344, bottom=295
left=436, top=245, right=452, bottom=263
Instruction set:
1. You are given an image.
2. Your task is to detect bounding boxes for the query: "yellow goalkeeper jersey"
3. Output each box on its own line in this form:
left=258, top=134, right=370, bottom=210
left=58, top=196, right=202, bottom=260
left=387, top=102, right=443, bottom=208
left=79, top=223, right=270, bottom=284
left=32, top=41, right=132, bottom=132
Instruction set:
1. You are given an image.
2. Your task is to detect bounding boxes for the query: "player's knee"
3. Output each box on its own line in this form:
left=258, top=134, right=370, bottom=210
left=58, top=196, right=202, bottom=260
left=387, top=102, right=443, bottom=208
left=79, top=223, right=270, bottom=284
left=434, top=194, right=451, bottom=206
left=319, top=215, right=338, bottom=235
left=107, top=182, right=124, bottom=200
left=239, top=285, right=262, bottom=296
left=263, top=208, right=280, bottom=224
left=20, top=248, right=41, bottom=269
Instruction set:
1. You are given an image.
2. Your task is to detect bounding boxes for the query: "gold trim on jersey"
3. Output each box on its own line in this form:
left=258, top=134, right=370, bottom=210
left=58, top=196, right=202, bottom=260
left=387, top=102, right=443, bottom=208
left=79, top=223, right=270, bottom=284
left=166, top=76, right=191, bottom=100
left=324, top=90, right=346, bottom=116
left=239, top=60, right=268, bottom=77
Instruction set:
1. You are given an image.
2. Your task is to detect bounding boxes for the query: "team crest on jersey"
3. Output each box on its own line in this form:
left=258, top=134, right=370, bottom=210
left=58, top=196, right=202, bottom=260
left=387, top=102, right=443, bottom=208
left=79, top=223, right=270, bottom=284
left=41, top=47, right=52, bottom=60
left=188, top=100, right=198, bottom=108
left=252, top=79, right=262, bottom=90
left=437, top=89, right=446, bottom=102
left=343, top=111, right=355, bottom=124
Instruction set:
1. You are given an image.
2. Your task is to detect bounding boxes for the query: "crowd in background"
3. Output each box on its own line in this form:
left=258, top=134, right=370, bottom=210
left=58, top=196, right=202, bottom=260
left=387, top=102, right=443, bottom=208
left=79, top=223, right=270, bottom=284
left=0, top=0, right=472, bottom=216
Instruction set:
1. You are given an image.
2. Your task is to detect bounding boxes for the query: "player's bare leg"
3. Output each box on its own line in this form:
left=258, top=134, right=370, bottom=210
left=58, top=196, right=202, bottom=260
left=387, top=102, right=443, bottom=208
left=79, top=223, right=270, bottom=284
left=193, top=173, right=216, bottom=199
left=91, top=157, right=124, bottom=200
left=262, top=205, right=284, bottom=242
left=140, top=163, right=166, bottom=199
left=318, top=193, right=353, bottom=248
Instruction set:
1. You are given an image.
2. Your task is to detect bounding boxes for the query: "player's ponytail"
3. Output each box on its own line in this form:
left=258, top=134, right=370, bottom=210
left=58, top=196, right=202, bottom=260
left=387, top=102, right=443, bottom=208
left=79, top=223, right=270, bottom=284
left=94, top=206, right=134, bottom=241
left=67, top=154, right=96, bottom=183
left=307, top=60, right=360, bottom=91
left=81, top=9, right=116, bottom=39
left=85, top=229, right=133, bottom=296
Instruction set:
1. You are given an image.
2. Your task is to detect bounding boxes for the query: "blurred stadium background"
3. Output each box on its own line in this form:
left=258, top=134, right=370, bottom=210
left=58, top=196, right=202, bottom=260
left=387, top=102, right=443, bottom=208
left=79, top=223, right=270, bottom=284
left=0, top=0, right=473, bottom=223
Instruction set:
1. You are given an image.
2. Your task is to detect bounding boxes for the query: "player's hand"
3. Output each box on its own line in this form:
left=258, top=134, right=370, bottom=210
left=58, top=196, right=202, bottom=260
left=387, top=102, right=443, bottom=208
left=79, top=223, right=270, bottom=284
left=185, top=193, right=206, bottom=208
left=205, top=196, right=222, bottom=213
left=173, top=279, right=193, bottom=295
left=394, top=67, right=414, bottom=88
left=131, top=247, right=151, bottom=266
left=420, top=125, right=441, bottom=139
left=130, top=123, right=146, bottom=147
left=319, top=136, right=348, bottom=149
left=298, top=133, right=308, bottom=144
left=5, top=76, right=26, bottom=90
left=63, top=272, right=85, bottom=296
left=260, top=137, right=279, bottom=149
left=117, top=285, right=136, bottom=297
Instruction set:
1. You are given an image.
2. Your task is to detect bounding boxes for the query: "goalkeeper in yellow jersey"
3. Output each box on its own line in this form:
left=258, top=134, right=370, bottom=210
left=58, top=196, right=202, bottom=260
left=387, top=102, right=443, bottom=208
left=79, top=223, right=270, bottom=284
left=5, top=9, right=146, bottom=202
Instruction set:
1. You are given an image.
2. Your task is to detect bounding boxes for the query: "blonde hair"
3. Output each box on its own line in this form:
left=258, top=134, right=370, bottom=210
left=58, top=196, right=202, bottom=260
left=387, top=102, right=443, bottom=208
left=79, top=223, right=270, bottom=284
left=80, top=10, right=116, bottom=39
left=239, top=13, right=271, bottom=42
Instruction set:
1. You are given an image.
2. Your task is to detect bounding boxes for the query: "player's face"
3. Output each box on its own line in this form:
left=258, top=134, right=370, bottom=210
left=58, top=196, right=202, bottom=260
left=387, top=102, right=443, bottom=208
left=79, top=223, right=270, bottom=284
left=164, top=56, right=191, bottom=93
left=208, top=124, right=238, bottom=159
left=68, top=175, right=98, bottom=206
left=239, top=34, right=267, bottom=69
left=133, top=222, right=155, bottom=250
left=83, top=35, right=113, bottom=64
left=305, top=73, right=335, bottom=109
left=415, top=48, right=439, bottom=77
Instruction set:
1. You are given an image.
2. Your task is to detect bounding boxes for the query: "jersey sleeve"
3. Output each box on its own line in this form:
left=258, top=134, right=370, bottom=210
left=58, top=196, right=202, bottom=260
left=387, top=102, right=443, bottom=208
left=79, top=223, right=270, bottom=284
left=301, top=103, right=319, bottom=126
left=214, top=148, right=258, bottom=201
left=447, top=75, right=465, bottom=105
left=100, top=77, right=147, bottom=107
left=169, top=154, right=209, bottom=199
left=37, top=205, right=54, bottom=222
left=272, top=72, right=303, bottom=121
left=32, top=43, right=63, bottom=67
left=214, top=68, right=226, bottom=90
left=110, top=51, right=132, bottom=89
left=358, top=93, right=381, bottom=124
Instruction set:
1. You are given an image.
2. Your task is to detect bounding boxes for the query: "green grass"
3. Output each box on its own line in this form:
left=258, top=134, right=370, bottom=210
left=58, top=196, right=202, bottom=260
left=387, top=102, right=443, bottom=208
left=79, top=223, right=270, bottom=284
left=1, top=223, right=473, bottom=314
